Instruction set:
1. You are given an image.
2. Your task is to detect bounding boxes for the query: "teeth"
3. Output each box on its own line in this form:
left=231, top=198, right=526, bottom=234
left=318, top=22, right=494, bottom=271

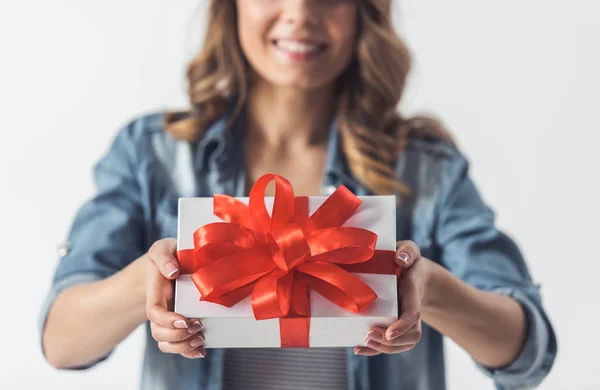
left=275, top=40, right=320, bottom=54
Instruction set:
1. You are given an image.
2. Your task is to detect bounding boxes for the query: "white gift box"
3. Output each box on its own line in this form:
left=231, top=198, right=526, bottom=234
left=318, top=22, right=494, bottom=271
left=175, top=195, right=398, bottom=348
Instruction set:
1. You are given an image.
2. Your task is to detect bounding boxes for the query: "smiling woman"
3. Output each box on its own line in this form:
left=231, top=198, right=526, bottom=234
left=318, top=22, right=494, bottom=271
left=167, top=0, right=452, bottom=196
left=39, top=1, right=556, bottom=390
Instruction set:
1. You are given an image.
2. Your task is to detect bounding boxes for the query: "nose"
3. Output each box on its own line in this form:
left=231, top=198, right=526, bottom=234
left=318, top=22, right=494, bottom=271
left=280, top=0, right=319, bottom=26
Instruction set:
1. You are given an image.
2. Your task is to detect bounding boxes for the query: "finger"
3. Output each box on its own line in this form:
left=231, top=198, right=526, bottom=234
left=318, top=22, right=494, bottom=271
left=365, top=328, right=385, bottom=344
left=365, top=339, right=416, bottom=354
left=395, top=240, right=421, bottom=268
left=365, top=324, right=421, bottom=347
left=181, top=346, right=206, bottom=359
left=353, top=346, right=381, bottom=356
left=151, top=320, right=204, bottom=342
left=386, top=278, right=422, bottom=341
left=393, top=323, right=422, bottom=346
left=148, top=238, right=180, bottom=279
left=147, top=302, right=190, bottom=329
left=146, top=264, right=189, bottom=328
left=158, top=334, right=205, bottom=355
left=370, top=323, right=422, bottom=347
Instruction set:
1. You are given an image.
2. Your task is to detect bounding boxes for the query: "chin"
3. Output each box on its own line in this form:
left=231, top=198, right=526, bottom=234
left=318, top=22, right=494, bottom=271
left=267, top=74, right=334, bottom=91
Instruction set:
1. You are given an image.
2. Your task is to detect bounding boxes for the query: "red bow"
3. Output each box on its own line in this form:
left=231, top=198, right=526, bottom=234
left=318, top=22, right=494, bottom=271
left=177, top=174, right=397, bottom=347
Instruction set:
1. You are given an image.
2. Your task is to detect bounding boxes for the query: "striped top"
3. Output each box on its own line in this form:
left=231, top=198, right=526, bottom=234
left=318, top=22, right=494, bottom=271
left=223, top=348, right=348, bottom=390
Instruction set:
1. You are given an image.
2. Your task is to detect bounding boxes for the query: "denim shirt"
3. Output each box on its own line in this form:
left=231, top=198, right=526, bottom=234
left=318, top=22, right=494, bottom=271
left=39, top=111, right=556, bottom=390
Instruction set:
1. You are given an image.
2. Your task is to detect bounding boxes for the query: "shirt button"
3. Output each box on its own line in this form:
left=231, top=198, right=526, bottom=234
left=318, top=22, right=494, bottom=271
left=57, top=242, right=72, bottom=258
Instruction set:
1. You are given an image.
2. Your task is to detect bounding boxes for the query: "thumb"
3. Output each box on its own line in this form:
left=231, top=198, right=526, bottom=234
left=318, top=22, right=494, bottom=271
left=148, top=238, right=180, bottom=279
left=146, top=263, right=187, bottom=326
left=395, top=240, right=421, bottom=269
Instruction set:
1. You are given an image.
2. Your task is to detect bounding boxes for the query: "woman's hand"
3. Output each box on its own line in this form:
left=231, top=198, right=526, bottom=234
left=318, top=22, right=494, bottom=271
left=354, top=240, right=429, bottom=356
left=146, top=238, right=206, bottom=359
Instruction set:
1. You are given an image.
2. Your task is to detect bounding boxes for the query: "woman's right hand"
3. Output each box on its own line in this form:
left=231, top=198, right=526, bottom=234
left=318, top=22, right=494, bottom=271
left=145, top=238, right=206, bottom=359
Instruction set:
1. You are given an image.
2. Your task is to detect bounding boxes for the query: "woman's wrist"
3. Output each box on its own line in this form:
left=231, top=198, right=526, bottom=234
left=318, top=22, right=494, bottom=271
left=116, top=254, right=149, bottom=324
left=135, top=255, right=149, bottom=315
left=421, top=257, right=444, bottom=313
left=136, top=254, right=149, bottom=305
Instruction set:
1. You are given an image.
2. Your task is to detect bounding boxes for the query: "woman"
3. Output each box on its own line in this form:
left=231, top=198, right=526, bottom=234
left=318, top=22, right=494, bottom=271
left=40, top=1, right=556, bottom=389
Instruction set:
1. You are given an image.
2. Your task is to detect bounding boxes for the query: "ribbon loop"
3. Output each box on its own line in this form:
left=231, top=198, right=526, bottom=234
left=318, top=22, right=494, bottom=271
left=252, top=270, right=294, bottom=320
left=249, top=174, right=296, bottom=232
left=304, top=185, right=362, bottom=231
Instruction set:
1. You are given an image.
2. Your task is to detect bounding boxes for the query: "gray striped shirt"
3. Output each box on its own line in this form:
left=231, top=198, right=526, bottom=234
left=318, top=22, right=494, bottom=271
left=223, top=348, right=348, bottom=390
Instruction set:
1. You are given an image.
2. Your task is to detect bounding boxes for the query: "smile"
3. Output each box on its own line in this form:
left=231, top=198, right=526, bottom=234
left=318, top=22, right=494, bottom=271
left=272, top=39, right=327, bottom=60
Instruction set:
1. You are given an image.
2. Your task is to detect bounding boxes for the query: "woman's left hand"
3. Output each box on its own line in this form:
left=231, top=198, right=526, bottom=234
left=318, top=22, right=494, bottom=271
left=354, top=240, right=429, bottom=356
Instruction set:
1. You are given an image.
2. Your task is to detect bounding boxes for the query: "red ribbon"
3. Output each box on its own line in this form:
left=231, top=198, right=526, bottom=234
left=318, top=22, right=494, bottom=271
left=177, top=174, right=397, bottom=347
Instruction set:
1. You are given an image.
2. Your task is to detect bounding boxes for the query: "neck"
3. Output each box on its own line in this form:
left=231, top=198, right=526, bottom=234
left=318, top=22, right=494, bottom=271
left=245, top=80, right=336, bottom=148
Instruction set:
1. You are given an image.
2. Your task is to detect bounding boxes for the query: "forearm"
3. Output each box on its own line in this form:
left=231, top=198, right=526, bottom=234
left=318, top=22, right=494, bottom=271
left=422, top=259, right=527, bottom=368
left=43, top=254, right=148, bottom=369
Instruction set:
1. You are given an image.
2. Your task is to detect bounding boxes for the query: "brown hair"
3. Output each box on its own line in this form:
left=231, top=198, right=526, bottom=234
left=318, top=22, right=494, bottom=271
left=165, top=0, right=453, bottom=196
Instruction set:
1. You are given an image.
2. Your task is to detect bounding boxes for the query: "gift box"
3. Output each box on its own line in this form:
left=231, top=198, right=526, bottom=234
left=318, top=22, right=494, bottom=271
left=175, top=174, right=399, bottom=348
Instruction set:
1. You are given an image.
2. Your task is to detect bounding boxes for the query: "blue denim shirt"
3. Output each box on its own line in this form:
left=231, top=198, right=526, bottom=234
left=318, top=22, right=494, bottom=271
left=39, top=110, right=556, bottom=390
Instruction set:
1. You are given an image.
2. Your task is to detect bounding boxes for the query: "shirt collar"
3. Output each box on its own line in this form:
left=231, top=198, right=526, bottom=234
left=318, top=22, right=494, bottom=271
left=194, top=103, right=241, bottom=173
left=322, top=121, right=366, bottom=195
left=194, top=107, right=366, bottom=195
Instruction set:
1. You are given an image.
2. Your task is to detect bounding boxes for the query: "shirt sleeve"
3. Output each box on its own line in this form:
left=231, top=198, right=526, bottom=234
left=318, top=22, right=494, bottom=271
left=434, top=155, right=557, bottom=390
left=38, top=123, right=147, bottom=369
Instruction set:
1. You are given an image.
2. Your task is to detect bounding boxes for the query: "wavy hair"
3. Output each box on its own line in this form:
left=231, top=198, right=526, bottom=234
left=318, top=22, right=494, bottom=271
left=165, top=0, right=453, bottom=196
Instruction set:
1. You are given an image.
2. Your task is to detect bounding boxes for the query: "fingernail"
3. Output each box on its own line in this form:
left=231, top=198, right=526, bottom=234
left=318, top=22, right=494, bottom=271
left=165, top=262, right=178, bottom=278
left=187, top=321, right=203, bottom=334
left=397, top=252, right=410, bottom=264
left=190, top=337, right=204, bottom=349
left=354, top=348, right=363, bottom=355
left=173, top=320, right=188, bottom=329
left=387, top=331, right=401, bottom=340
left=365, top=330, right=382, bottom=343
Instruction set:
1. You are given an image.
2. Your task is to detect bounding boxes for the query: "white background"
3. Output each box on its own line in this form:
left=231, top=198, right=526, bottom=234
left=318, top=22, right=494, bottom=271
left=0, top=0, right=598, bottom=389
